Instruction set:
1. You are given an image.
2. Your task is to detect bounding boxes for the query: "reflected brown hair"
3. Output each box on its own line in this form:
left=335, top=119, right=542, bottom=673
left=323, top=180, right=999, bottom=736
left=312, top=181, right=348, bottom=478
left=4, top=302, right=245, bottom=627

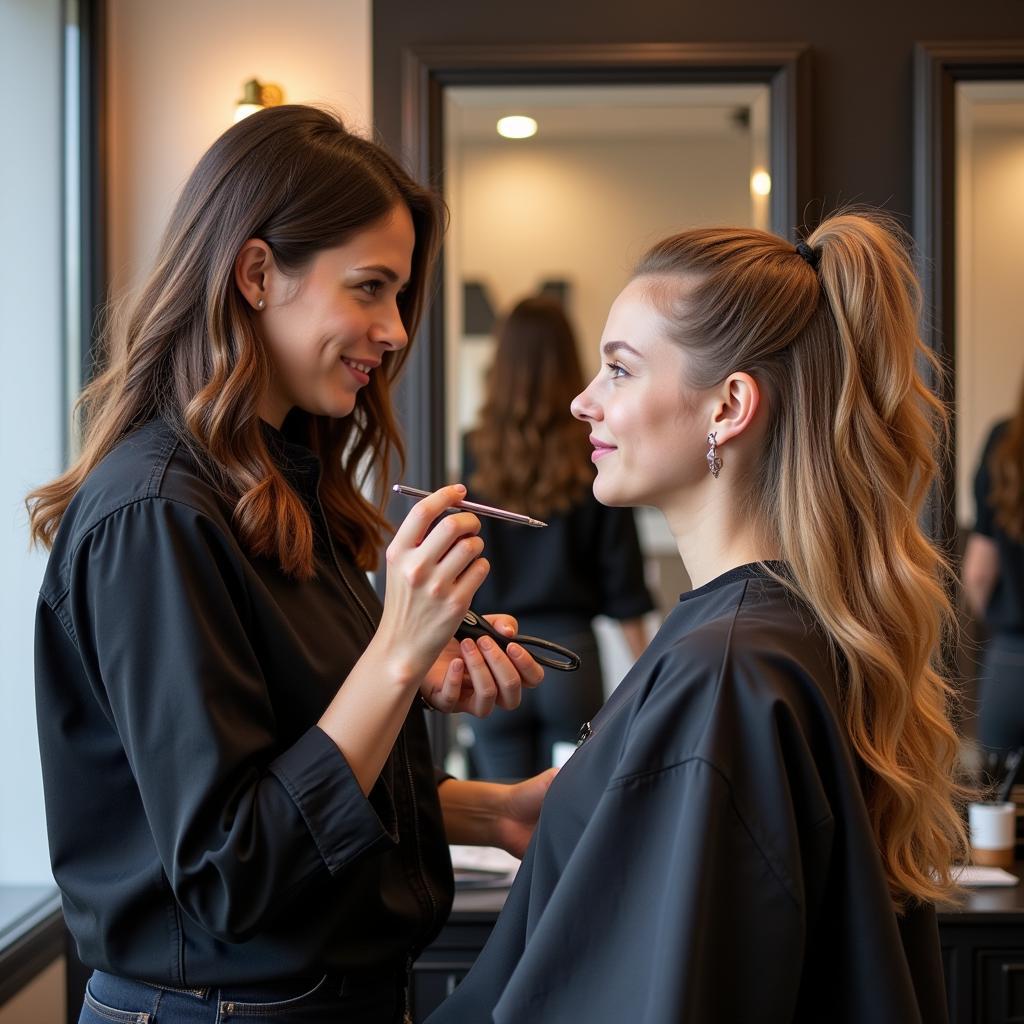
left=467, top=297, right=593, bottom=519
left=989, top=378, right=1024, bottom=541
left=635, top=211, right=968, bottom=908
left=27, top=105, right=446, bottom=575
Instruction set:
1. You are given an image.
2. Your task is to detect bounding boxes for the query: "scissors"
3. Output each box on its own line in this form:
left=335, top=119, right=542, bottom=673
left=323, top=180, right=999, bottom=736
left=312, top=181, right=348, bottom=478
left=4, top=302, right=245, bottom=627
left=454, top=609, right=581, bottom=672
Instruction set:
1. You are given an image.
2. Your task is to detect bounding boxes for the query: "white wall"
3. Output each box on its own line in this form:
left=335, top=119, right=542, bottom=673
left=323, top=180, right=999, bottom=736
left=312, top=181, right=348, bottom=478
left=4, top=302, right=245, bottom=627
left=456, top=134, right=752, bottom=379
left=0, top=0, right=64, bottom=885
left=107, top=0, right=372, bottom=295
left=956, top=91, right=1024, bottom=527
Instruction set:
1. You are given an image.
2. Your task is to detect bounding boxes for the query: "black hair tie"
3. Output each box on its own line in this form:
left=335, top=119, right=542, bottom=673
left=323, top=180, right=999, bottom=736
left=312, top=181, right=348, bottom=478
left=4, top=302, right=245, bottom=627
left=795, top=240, right=821, bottom=270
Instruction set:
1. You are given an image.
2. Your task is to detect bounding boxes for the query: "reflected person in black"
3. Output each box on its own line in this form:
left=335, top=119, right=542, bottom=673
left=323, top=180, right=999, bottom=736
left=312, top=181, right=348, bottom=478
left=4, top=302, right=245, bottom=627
left=963, top=376, right=1024, bottom=757
left=427, top=214, right=966, bottom=1024
left=462, top=297, right=655, bottom=778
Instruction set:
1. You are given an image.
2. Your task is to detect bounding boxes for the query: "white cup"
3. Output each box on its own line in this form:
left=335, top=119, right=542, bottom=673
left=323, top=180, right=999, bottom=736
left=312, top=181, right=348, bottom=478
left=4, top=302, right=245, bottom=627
left=968, top=801, right=1017, bottom=868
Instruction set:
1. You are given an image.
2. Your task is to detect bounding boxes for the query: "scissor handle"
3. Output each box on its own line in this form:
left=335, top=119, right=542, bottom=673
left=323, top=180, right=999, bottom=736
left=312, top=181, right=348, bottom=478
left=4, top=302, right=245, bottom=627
left=454, top=610, right=581, bottom=672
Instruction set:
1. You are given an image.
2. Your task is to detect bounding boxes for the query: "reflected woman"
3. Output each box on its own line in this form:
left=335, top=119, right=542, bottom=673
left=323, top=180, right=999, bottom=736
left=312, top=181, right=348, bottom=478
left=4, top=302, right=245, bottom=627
left=963, top=375, right=1024, bottom=756
left=427, top=212, right=966, bottom=1024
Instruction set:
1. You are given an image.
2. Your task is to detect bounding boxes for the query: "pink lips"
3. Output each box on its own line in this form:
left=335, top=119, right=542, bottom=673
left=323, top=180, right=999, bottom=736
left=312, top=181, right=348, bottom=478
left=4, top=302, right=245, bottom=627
left=590, top=438, right=616, bottom=462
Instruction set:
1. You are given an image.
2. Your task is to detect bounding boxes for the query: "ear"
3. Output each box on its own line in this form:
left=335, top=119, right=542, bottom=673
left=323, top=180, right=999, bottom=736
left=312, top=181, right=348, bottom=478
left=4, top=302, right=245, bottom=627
left=708, top=372, right=761, bottom=446
left=234, top=239, right=273, bottom=310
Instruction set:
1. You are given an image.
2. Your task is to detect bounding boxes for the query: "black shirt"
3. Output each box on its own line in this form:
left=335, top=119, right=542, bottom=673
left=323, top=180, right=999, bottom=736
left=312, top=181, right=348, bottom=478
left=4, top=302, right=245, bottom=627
left=425, top=564, right=948, bottom=1024
left=34, top=418, right=453, bottom=985
left=462, top=440, right=655, bottom=634
left=973, top=420, right=1024, bottom=635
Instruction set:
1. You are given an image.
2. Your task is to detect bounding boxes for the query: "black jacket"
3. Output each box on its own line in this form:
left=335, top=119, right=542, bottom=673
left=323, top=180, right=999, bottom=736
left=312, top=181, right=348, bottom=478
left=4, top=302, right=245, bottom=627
left=34, top=417, right=453, bottom=985
left=426, top=564, right=948, bottom=1024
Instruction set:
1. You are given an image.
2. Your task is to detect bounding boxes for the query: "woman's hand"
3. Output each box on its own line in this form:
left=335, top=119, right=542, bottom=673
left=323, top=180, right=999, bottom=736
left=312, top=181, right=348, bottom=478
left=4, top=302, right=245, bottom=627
left=438, top=769, right=558, bottom=858
left=375, top=485, right=490, bottom=688
left=420, top=614, right=545, bottom=716
left=493, top=768, right=558, bottom=858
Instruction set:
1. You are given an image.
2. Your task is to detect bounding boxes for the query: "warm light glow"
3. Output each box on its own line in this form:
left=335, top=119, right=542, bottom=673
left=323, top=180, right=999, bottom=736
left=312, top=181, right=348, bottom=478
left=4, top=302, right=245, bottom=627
left=497, top=115, right=538, bottom=140
left=234, top=103, right=264, bottom=123
left=233, top=79, right=284, bottom=124
left=751, top=169, right=772, bottom=196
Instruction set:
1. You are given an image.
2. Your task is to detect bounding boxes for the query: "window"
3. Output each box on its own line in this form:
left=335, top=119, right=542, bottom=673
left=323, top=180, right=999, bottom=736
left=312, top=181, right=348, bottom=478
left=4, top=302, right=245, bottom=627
left=0, top=0, right=99, bottom=981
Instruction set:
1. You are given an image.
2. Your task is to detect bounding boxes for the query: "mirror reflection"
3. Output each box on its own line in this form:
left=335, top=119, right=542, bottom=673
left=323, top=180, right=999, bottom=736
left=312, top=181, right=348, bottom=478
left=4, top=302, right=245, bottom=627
left=441, top=82, right=774, bottom=778
left=956, top=81, right=1024, bottom=776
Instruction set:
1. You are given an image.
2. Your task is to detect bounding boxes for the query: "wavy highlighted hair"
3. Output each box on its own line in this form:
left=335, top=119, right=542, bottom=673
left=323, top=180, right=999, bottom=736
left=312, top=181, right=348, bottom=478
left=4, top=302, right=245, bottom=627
left=28, top=105, right=446, bottom=575
left=635, top=211, right=968, bottom=908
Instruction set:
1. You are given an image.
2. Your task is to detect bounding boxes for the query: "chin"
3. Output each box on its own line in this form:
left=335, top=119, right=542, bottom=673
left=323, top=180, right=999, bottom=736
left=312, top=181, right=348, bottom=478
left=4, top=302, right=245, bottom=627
left=591, top=474, right=631, bottom=508
left=317, top=395, right=358, bottom=420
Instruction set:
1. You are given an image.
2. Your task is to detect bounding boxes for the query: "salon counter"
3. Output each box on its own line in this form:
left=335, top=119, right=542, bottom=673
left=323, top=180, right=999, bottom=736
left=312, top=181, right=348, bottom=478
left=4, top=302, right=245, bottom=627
left=410, top=870, right=1024, bottom=1024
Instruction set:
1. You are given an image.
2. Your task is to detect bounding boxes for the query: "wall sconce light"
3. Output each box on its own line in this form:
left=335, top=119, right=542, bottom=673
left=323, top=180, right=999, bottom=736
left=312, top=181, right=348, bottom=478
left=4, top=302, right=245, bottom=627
left=750, top=169, right=772, bottom=197
left=496, top=115, right=538, bottom=140
left=234, top=78, right=285, bottom=123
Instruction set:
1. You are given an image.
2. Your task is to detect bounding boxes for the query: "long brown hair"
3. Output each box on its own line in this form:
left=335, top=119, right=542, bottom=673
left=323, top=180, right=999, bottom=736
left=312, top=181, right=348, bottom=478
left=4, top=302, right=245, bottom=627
left=27, top=105, right=446, bottom=575
left=989, top=377, right=1024, bottom=541
left=467, top=297, right=593, bottom=518
left=635, top=211, right=967, bottom=908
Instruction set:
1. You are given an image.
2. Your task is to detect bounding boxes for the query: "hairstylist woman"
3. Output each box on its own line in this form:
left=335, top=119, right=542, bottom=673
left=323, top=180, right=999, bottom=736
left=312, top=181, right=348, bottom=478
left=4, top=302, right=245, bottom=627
left=28, top=105, right=549, bottom=1024
left=426, top=213, right=966, bottom=1024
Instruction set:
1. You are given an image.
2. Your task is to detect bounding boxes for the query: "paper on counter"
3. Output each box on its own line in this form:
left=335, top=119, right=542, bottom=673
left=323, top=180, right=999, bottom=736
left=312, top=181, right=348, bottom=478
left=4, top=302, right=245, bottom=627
left=450, top=845, right=521, bottom=887
left=953, top=865, right=1020, bottom=887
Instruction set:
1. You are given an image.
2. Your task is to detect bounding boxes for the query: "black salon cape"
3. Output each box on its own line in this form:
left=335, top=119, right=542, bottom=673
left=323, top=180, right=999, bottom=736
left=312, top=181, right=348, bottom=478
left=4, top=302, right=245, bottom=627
left=426, top=563, right=948, bottom=1024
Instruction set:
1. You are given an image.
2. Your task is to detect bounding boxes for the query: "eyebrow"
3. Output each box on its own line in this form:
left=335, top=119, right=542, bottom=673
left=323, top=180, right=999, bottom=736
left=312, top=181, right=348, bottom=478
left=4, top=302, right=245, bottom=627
left=601, top=340, right=643, bottom=359
left=352, top=264, right=409, bottom=287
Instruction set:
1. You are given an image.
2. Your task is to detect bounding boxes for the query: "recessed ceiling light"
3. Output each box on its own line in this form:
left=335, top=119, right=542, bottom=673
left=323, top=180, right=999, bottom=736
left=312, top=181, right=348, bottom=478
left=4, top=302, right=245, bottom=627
left=497, top=115, right=538, bottom=140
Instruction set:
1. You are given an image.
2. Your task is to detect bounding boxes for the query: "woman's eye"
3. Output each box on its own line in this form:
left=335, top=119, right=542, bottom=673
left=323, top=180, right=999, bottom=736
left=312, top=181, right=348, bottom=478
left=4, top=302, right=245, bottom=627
left=606, top=362, right=629, bottom=379
left=359, top=280, right=382, bottom=297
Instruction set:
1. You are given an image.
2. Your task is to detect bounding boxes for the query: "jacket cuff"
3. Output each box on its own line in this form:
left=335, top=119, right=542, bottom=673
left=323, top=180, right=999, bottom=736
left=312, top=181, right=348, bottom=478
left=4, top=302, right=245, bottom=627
left=270, top=726, right=398, bottom=876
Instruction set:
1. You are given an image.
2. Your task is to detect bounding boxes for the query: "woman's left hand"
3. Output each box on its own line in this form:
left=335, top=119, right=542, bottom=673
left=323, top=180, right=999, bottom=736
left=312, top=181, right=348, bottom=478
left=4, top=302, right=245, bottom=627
left=419, top=614, right=545, bottom=716
left=493, top=768, right=558, bottom=858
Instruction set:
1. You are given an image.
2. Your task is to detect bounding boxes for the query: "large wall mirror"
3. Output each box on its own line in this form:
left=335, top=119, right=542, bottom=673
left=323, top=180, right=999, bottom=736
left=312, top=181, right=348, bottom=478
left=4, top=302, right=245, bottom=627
left=915, top=43, right=1024, bottom=749
left=443, top=82, right=772, bottom=691
left=401, top=44, right=810, bottom=769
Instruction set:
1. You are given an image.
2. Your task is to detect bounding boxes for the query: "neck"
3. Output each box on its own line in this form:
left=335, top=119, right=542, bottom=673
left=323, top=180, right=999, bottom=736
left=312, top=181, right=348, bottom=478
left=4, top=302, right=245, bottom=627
left=661, top=479, right=777, bottom=590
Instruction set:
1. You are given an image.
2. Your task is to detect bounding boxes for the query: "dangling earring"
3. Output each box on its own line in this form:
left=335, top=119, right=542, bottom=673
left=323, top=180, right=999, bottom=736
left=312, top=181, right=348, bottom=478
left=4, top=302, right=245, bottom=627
left=706, top=431, right=722, bottom=478
left=256, top=296, right=266, bottom=310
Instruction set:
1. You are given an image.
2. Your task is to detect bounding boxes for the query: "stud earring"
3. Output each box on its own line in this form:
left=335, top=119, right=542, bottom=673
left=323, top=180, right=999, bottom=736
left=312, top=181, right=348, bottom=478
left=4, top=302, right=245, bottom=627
left=706, top=431, right=722, bottom=478
left=256, top=296, right=265, bottom=310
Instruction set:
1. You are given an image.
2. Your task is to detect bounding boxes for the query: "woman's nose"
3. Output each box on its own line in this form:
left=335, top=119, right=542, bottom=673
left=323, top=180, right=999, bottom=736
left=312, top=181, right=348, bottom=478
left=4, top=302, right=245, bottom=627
left=371, top=300, right=409, bottom=351
left=570, top=379, right=599, bottom=422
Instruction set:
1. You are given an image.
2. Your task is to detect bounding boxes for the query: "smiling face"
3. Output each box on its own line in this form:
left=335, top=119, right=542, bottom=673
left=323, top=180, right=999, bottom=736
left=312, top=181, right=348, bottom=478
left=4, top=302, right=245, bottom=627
left=253, top=203, right=415, bottom=427
left=571, top=277, right=712, bottom=512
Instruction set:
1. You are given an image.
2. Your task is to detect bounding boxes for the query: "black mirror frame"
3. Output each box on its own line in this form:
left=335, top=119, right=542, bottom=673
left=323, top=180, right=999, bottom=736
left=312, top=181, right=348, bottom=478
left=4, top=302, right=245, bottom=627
left=913, top=41, right=1024, bottom=556
left=395, top=42, right=813, bottom=494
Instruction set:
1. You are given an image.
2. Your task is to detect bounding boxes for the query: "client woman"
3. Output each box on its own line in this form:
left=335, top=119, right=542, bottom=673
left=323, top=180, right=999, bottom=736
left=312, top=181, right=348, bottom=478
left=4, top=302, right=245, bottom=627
left=426, top=212, right=966, bottom=1024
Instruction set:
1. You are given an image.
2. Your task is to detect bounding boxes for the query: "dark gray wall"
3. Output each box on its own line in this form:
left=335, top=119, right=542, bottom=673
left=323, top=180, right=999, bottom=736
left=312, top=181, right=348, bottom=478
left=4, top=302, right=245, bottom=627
left=373, top=0, right=1024, bottom=226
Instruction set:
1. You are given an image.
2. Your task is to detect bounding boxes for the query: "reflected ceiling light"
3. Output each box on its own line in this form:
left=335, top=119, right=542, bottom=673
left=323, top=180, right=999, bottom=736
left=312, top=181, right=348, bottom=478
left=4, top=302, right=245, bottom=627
left=496, top=115, right=538, bottom=140
left=234, top=78, right=285, bottom=123
left=750, top=169, right=772, bottom=196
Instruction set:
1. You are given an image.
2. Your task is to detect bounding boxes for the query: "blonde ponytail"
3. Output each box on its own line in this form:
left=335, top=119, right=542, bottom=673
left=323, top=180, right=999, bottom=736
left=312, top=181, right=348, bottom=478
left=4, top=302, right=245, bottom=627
left=636, top=211, right=968, bottom=908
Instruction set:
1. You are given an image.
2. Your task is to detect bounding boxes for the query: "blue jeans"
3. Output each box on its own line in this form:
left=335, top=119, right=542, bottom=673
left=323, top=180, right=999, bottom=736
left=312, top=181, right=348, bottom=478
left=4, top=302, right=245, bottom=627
left=80, top=969, right=407, bottom=1024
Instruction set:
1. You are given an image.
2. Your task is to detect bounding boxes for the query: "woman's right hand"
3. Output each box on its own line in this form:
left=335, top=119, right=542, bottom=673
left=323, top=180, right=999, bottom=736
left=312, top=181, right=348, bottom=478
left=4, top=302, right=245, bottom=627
left=375, top=484, right=490, bottom=686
